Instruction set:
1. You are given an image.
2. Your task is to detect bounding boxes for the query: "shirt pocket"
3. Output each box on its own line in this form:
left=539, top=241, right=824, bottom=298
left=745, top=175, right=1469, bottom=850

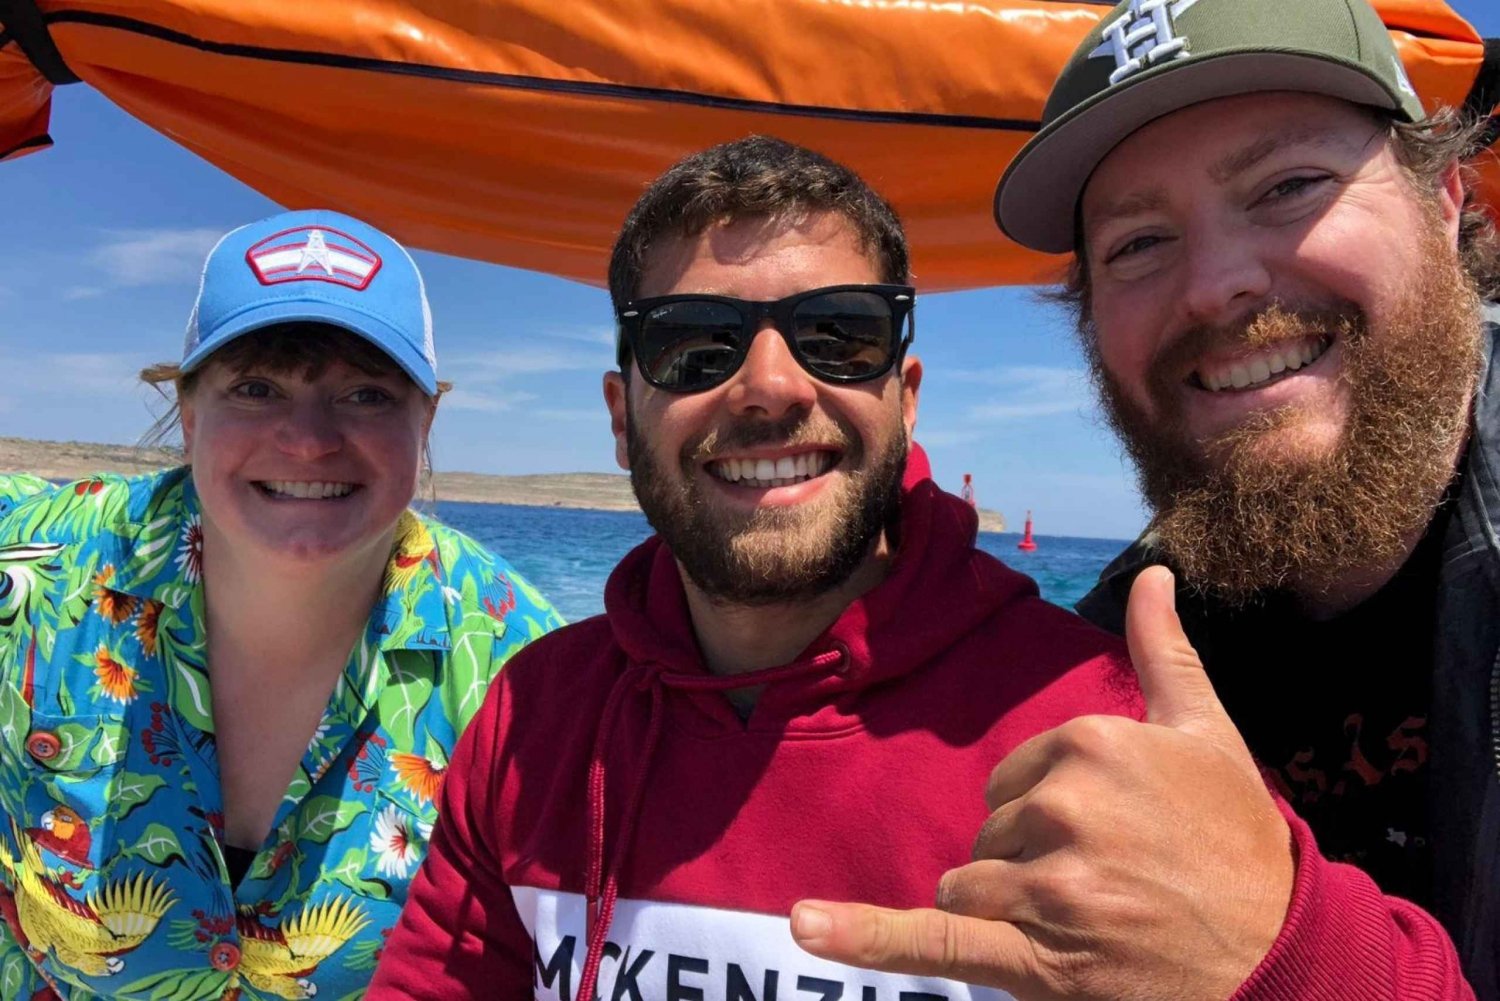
left=0, top=698, right=131, bottom=872
left=360, top=791, right=437, bottom=898
left=0, top=702, right=147, bottom=992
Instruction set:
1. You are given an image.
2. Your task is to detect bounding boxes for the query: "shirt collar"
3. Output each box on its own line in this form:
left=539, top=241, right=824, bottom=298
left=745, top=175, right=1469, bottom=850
left=1454, top=303, right=1500, bottom=579
left=111, top=468, right=203, bottom=609
left=364, top=510, right=454, bottom=654
left=111, top=472, right=454, bottom=653
left=338, top=512, right=455, bottom=733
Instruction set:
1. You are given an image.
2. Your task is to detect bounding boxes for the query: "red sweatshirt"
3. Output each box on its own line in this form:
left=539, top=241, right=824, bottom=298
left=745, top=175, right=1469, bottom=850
left=370, top=479, right=1473, bottom=1000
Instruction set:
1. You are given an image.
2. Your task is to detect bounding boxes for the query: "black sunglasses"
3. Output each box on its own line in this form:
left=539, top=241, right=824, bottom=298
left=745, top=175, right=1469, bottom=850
left=616, top=283, right=916, bottom=393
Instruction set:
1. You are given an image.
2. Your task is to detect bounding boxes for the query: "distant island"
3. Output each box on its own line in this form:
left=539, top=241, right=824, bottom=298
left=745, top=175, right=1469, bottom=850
left=0, top=436, right=1006, bottom=533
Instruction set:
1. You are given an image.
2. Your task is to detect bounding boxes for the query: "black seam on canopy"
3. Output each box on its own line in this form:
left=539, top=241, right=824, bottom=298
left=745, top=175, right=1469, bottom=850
left=43, top=8, right=1045, bottom=132
left=39, top=5, right=1487, bottom=138
left=0, top=0, right=79, bottom=84
left=1, top=134, right=53, bottom=159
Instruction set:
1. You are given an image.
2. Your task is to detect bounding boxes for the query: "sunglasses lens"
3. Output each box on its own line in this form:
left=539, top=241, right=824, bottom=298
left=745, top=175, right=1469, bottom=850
left=791, top=291, right=896, bottom=380
left=639, top=300, right=745, bottom=389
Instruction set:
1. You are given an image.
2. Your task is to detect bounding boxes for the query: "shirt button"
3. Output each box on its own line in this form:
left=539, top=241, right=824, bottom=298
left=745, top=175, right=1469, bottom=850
left=25, top=731, right=62, bottom=763
left=210, top=941, right=241, bottom=971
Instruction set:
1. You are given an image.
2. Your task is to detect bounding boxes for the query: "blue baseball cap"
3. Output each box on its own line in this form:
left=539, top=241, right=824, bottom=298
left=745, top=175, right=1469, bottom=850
left=181, top=209, right=438, bottom=394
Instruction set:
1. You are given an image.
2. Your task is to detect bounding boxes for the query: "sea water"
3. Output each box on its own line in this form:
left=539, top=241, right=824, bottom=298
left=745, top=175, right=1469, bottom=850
left=435, top=500, right=1133, bottom=625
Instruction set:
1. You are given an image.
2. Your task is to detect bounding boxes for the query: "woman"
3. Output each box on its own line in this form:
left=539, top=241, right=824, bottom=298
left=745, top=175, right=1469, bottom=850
left=0, top=209, right=561, bottom=999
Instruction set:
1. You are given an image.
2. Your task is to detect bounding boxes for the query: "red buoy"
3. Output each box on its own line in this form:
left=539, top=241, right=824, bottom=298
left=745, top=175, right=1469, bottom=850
left=1017, top=510, right=1038, bottom=552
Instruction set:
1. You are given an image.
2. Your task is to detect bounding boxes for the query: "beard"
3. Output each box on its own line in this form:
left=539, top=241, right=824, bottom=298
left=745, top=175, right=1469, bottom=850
left=626, top=402, right=907, bottom=606
left=1087, top=223, right=1483, bottom=605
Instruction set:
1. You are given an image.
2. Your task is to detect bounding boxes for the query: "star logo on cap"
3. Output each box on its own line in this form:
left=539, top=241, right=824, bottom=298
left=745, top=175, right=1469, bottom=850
left=245, top=226, right=383, bottom=291
left=296, top=230, right=336, bottom=277
left=1090, top=0, right=1203, bottom=87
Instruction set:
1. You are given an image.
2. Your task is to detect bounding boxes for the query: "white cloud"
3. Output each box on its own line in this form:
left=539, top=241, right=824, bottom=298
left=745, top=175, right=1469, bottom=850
left=949, top=365, right=1085, bottom=389
left=0, top=349, right=162, bottom=440
left=969, top=399, right=1093, bottom=421
left=441, top=388, right=540, bottom=413
left=63, top=286, right=105, bottom=301
left=544, top=325, right=616, bottom=348
left=951, top=366, right=1097, bottom=423
left=84, top=227, right=222, bottom=290
left=436, top=329, right=615, bottom=420
left=913, top=428, right=984, bottom=448
left=445, top=345, right=614, bottom=378
left=534, top=407, right=604, bottom=423
left=4, top=351, right=150, bottom=395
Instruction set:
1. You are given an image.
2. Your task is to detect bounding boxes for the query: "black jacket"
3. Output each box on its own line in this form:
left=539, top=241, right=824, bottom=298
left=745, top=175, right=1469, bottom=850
left=1077, top=305, right=1500, bottom=1000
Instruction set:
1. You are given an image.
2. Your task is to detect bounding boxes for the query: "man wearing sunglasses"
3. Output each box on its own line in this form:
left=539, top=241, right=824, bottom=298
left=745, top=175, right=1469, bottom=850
left=369, top=136, right=1165, bottom=999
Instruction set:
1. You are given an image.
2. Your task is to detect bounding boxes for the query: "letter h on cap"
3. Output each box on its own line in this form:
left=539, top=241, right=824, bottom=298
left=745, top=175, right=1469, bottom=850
left=1092, top=0, right=1202, bottom=85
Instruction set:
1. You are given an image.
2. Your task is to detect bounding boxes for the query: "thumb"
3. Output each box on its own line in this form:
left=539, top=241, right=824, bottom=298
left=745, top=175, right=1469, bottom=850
left=1125, top=566, right=1236, bottom=744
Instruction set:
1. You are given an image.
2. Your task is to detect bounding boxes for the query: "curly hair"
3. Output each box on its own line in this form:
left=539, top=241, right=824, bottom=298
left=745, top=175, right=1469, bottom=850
left=1388, top=108, right=1500, bottom=302
left=607, top=135, right=909, bottom=322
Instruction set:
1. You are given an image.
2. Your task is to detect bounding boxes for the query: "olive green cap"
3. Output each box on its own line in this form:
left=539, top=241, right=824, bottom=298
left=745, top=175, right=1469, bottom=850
left=994, top=0, right=1427, bottom=253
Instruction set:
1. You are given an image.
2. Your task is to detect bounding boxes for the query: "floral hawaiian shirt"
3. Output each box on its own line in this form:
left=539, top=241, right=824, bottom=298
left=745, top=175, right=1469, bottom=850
left=0, top=468, right=562, bottom=1000
left=0, top=475, right=49, bottom=520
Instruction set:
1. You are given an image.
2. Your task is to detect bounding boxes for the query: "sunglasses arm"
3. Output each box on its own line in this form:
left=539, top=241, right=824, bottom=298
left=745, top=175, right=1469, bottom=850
left=898, top=310, right=916, bottom=359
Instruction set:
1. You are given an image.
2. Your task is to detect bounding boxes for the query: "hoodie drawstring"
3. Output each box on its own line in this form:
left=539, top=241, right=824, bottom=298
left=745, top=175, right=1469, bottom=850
left=577, top=647, right=846, bottom=1000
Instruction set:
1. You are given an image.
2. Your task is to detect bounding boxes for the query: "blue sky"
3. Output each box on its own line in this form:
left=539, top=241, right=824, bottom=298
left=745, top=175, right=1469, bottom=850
left=3, top=1, right=1495, bottom=541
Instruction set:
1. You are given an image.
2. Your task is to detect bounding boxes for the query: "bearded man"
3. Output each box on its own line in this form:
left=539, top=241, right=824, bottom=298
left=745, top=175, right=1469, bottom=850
left=996, top=0, right=1497, bottom=992
left=773, top=0, right=1491, bottom=998
left=366, top=136, right=1231, bottom=999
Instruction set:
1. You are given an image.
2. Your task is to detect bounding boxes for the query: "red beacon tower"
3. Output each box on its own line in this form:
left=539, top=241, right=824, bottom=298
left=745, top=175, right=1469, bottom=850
left=960, top=473, right=976, bottom=508
left=1017, top=510, right=1038, bottom=552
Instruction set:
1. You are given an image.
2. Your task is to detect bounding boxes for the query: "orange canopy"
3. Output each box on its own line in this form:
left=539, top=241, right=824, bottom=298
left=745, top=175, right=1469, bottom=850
left=1, top=0, right=1496, bottom=290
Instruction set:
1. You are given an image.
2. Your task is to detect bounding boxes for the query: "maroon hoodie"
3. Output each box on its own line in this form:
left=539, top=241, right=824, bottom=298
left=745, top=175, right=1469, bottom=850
left=370, top=477, right=1473, bottom=1000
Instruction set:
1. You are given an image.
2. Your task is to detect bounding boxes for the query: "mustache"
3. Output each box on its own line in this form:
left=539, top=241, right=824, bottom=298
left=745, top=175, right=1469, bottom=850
left=1150, top=301, right=1365, bottom=393
left=687, top=412, right=852, bottom=462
